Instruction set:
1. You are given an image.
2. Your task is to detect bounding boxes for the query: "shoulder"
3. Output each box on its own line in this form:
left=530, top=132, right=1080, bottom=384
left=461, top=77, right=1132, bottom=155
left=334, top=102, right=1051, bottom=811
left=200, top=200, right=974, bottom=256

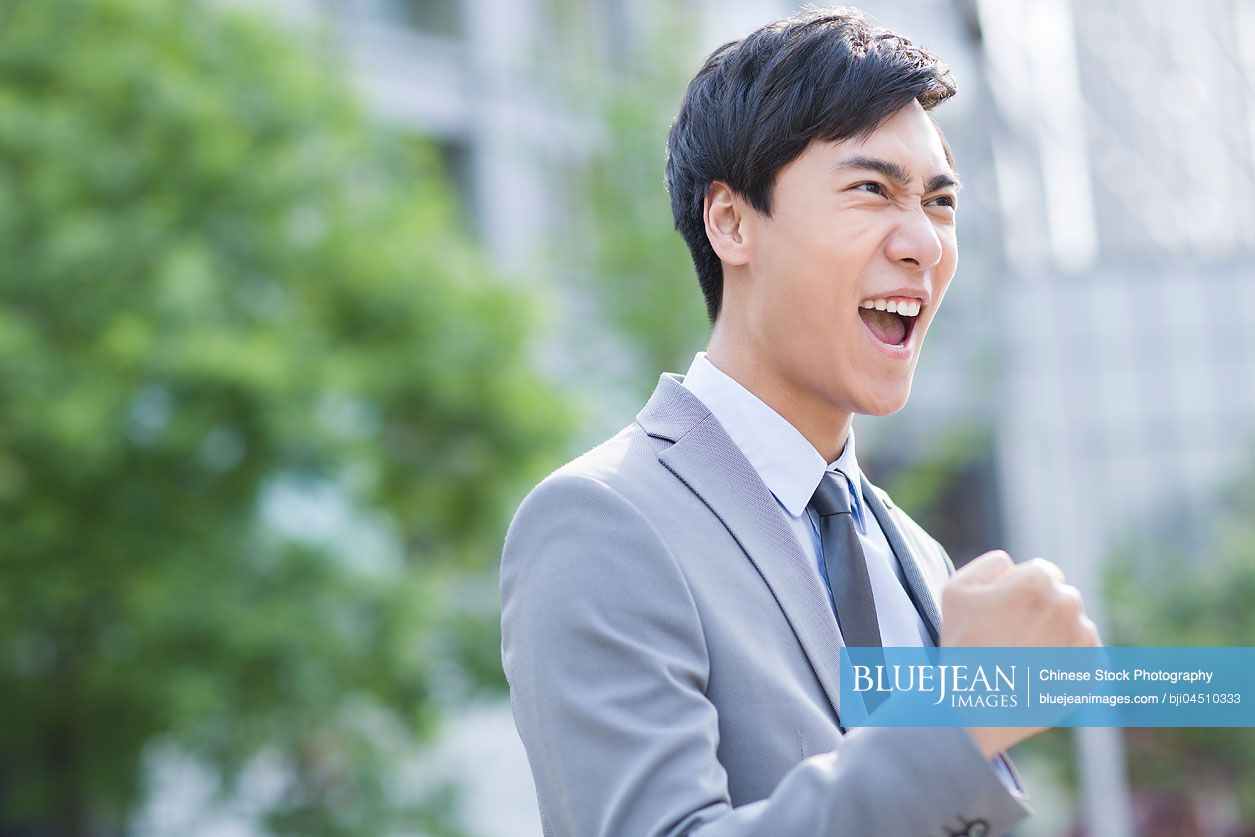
left=499, top=423, right=703, bottom=660
left=502, top=420, right=679, bottom=581
left=508, top=419, right=672, bottom=529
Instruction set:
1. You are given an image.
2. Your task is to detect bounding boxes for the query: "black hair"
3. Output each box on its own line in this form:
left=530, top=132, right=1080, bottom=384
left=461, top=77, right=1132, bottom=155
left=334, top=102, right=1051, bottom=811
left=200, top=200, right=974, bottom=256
left=664, top=4, right=958, bottom=323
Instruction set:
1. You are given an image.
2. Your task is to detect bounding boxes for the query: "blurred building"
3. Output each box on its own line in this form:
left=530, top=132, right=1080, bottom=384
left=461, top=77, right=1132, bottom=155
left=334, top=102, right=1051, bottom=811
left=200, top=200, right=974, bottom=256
left=977, top=3, right=1255, bottom=834
left=272, top=1, right=1255, bottom=835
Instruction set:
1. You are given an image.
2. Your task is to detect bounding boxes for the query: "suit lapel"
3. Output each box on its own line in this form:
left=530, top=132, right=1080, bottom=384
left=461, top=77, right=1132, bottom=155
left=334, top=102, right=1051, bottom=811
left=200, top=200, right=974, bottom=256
left=637, top=374, right=845, bottom=722
left=860, top=476, right=944, bottom=646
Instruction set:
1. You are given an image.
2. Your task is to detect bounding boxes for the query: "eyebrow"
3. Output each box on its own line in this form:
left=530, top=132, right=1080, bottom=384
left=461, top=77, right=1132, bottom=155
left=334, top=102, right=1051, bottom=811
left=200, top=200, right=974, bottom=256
left=835, top=155, right=962, bottom=193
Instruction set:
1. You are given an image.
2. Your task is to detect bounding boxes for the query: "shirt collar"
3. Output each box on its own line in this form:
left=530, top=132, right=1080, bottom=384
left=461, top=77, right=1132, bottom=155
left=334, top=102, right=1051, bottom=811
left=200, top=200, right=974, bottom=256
left=679, top=351, right=863, bottom=518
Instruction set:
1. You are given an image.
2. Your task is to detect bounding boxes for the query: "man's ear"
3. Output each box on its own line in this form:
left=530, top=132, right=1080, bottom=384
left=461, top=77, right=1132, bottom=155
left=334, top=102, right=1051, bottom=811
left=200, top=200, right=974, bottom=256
left=703, top=180, right=751, bottom=267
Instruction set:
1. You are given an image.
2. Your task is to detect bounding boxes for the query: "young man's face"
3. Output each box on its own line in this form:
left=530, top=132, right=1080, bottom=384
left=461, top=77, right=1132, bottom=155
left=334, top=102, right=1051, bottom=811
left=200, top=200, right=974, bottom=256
left=736, top=101, right=959, bottom=417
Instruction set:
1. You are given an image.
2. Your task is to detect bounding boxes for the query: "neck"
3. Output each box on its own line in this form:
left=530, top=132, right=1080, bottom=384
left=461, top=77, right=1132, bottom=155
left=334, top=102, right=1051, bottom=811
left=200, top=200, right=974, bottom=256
left=705, top=326, right=853, bottom=464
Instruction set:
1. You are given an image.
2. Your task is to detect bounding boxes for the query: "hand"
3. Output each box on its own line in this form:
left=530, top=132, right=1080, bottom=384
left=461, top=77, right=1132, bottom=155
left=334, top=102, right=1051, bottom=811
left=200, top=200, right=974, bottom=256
left=939, top=550, right=1102, bottom=757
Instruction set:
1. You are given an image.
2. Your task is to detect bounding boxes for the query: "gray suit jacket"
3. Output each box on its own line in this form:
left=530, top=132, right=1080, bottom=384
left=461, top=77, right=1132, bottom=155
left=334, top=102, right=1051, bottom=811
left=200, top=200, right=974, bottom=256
left=500, top=372, right=1033, bottom=836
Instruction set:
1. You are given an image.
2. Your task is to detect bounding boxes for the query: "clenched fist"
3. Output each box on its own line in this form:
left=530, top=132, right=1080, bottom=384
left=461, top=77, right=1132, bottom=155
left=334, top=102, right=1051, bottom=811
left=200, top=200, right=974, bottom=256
left=939, top=550, right=1102, bottom=757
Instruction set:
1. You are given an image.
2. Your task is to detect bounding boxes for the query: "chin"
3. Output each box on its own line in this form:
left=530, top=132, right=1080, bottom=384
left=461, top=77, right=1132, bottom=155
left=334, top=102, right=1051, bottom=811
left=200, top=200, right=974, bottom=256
left=856, top=383, right=912, bottom=416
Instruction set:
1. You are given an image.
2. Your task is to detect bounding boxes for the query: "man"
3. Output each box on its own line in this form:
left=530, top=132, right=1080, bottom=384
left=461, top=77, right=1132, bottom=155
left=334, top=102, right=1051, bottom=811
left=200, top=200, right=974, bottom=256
left=500, top=6, right=1100, bottom=836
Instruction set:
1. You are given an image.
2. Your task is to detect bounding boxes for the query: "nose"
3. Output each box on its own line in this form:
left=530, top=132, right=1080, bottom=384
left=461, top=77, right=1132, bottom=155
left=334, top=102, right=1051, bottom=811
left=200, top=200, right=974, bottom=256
left=884, top=204, right=944, bottom=271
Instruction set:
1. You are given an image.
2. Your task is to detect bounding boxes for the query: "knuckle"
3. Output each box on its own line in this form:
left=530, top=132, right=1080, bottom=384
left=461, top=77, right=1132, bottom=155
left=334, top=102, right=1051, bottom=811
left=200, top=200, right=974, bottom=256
left=1033, top=557, right=1066, bottom=582
left=1024, top=570, right=1054, bottom=603
left=1078, top=616, right=1101, bottom=646
left=978, top=549, right=1013, bottom=570
left=1057, top=584, right=1085, bottom=616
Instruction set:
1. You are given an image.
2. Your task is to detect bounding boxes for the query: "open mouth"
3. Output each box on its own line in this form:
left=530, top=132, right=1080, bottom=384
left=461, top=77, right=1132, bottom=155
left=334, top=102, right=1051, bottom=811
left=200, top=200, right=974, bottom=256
left=858, top=297, right=922, bottom=348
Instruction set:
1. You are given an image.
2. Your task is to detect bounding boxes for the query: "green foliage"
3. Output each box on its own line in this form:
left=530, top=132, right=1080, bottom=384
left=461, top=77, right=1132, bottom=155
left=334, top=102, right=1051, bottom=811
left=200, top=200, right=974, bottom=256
left=1102, top=464, right=1255, bottom=826
left=578, top=85, right=709, bottom=391
left=1019, top=460, right=1255, bottom=828
left=878, top=424, right=991, bottom=519
left=552, top=6, right=709, bottom=405
left=0, top=0, right=571, bottom=833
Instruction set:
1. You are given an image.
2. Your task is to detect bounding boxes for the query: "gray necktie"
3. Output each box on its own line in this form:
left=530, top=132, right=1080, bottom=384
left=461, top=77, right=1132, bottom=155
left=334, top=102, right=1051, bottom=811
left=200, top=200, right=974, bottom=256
left=809, top=470, right=887, bottom=720
left=808, top=471, right=883, bottom=648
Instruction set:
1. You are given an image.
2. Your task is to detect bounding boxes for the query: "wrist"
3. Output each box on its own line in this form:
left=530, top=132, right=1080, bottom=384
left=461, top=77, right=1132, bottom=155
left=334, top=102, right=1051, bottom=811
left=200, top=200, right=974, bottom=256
left=965, top=726, right=1003, bottom=759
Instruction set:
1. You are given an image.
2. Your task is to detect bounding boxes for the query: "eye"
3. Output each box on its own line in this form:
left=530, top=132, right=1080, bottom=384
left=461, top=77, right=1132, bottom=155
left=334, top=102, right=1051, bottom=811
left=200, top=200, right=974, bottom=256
left=927, top=194, right=957, bottom=209
left=853, top=181, right=887, bottom=197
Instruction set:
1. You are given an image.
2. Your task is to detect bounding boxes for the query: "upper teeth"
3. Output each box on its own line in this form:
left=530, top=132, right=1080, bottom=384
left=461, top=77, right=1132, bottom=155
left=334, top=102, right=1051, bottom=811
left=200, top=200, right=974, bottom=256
left=861, top=298, right=921, bottom=316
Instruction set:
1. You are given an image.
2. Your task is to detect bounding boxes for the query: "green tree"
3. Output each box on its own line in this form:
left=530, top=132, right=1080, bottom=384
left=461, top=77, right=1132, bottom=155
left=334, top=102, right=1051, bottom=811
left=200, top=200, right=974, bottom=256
left=1102, top=463, right=1255, bottom=831
left=1017, top=459, right=1255, bottom=832
left=0, top=1, right=571, bottom=833
left=543, top=3, right=709, bottom=418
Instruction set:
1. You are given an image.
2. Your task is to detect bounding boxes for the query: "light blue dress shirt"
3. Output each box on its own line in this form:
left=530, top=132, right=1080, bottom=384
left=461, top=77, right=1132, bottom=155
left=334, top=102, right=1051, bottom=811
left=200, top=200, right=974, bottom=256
left=680, top=351, right=1022, bottom=797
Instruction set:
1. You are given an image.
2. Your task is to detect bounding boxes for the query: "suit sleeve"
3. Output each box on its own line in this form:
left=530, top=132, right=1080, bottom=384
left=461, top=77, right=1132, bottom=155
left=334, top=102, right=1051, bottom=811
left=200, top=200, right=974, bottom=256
left=500, top=473, right=1033, bottom=837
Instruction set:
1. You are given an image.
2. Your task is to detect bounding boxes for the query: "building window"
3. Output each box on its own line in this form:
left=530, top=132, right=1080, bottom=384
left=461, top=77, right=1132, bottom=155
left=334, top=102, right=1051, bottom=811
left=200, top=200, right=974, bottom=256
left=433, top=137, right=477, bottom=237
left=381, top=0, right=462, bottom=39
